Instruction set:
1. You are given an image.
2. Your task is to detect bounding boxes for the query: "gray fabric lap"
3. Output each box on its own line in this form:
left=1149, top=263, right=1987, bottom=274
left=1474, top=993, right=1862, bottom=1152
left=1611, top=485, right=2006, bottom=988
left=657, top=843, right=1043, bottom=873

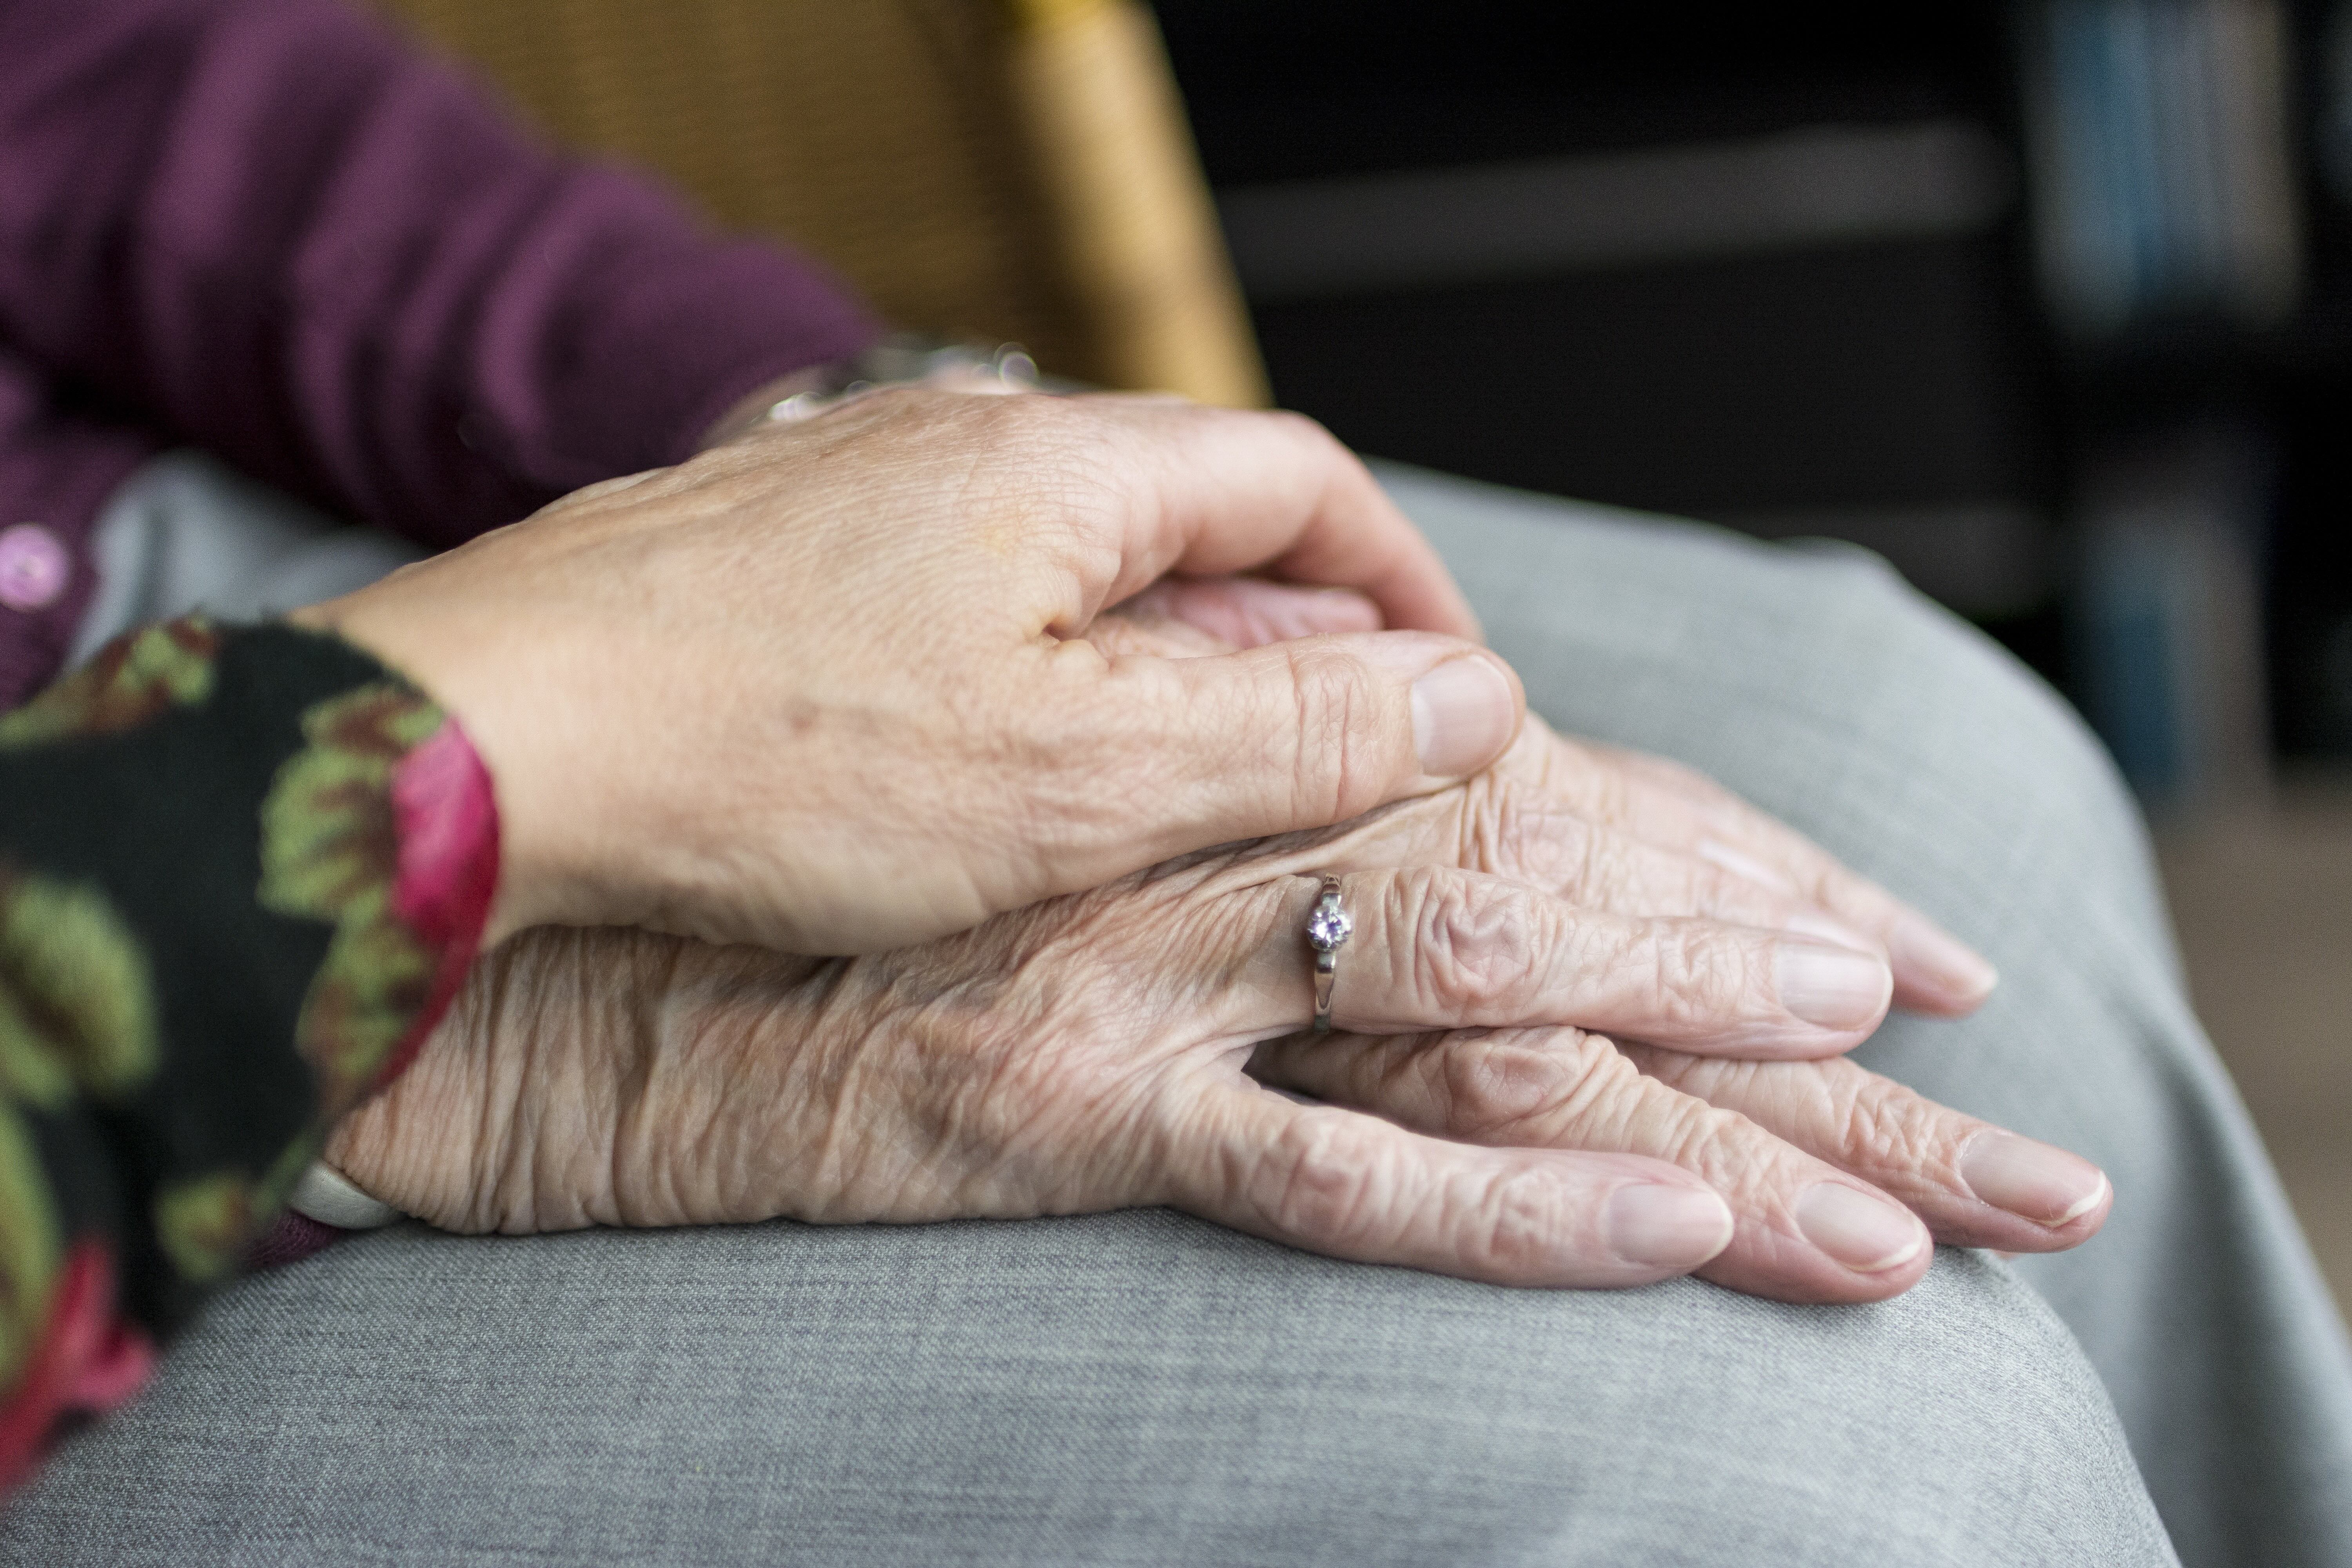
left=1378, top=459, right=2352, bottom=1566
left=68, top=450, right=426, bottom=663
left=4, top=1216, right=2167, bottom=1567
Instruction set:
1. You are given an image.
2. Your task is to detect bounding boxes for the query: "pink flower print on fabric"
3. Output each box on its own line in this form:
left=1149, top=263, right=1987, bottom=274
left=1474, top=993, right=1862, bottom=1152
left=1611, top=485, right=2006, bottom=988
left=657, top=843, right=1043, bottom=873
left=0, top=525, right=69, bottom=612
left=387, top=718, right=499, bottom=952
left=378, top=716, right=499, bottom=1089
left=0, top=1243, right=155, bottom=1493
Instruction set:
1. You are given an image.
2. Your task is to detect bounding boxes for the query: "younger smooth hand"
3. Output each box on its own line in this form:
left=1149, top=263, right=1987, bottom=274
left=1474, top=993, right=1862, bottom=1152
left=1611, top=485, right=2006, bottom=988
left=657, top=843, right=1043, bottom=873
left=298, top=391, right=1521, bottom=952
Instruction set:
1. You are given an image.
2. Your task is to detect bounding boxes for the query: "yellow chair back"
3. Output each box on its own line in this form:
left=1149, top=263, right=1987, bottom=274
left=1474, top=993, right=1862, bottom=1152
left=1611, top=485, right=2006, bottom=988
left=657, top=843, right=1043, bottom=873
left=374, top=0, right=1267, bottom=406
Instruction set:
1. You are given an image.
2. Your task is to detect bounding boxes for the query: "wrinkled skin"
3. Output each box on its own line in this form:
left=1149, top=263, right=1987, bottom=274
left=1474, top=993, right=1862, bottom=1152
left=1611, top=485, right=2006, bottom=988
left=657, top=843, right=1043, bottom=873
left=330, top=609, right=2106, bottom=1306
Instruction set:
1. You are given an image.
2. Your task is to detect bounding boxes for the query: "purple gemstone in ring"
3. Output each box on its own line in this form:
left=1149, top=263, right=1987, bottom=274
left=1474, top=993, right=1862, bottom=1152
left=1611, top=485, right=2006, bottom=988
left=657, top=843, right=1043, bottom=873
left=1307, top=902, right=1352, bottom=951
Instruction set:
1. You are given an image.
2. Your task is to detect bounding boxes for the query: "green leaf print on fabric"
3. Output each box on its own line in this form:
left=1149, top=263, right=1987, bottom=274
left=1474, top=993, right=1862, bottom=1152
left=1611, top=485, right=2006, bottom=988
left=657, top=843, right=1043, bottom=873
left=0, top=866, right=161, bottom=1110
left=151, top=1173, right=255, bottom=1286
left=139, top=1138, right=319, bottom=1298
left=258, top=684, right=447, bottom=1114
left=0, top=620, right=220, bottom=751
left=0, top=1104, right=62, bottom=1392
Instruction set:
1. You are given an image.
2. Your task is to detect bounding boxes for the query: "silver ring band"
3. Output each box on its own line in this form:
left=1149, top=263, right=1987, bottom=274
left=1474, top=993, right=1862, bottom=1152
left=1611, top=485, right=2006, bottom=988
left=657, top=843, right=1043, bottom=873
left=1305, top=874, right=1352, bottom=1033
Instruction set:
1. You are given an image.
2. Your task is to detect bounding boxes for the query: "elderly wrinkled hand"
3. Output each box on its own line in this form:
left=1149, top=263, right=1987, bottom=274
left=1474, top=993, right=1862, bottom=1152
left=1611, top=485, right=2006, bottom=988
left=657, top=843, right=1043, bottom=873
left=295, top=390, right=1521, bottom=953
left=327, top=609, right=2105, bottom=1307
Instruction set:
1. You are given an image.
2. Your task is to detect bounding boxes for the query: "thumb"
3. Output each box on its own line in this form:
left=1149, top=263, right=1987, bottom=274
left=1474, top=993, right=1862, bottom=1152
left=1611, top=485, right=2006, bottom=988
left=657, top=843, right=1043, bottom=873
left=1096, top=631, right=1524, bottom=853
left=1014, top=631, right=1520, bottom=907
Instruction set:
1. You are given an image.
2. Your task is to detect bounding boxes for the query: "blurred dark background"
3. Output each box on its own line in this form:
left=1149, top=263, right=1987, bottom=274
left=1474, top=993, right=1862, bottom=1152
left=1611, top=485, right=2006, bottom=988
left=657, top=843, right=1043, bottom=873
left=1153, top=0, right=2352, bottom=804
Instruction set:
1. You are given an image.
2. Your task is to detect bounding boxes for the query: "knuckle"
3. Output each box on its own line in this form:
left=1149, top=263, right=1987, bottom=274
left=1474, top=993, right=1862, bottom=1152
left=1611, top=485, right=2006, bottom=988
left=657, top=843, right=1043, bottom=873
left=1281, top=644, right=1391, bottom=821
left=1261, top=1109, right=1386, bottom=1243
left=1645, top=924, right=1759, bottom=1025
left=1434, top=1028, right=1618, bottom=1141
left=1395, top=876, right=1541, bottom=1018
left=1465, top=783, right=1598, bottom=894
left=1448, top=772, right=1518, bottom=875
left=1641, top=1094, right=1780, bottom=1199
left=1461, top=1163, right=1572, bottom=1279
left=1834, top=1074, right=1955, bottom=1177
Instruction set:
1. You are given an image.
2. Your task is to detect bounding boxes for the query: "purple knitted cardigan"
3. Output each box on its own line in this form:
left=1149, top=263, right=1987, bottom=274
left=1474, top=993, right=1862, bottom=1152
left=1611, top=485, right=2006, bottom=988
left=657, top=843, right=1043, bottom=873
left=0, top=0, right=882, bottom=708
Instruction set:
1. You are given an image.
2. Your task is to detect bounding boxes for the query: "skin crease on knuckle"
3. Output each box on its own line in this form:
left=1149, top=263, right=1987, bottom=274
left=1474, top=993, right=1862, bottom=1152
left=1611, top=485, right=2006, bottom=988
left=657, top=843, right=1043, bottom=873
left=1443, top=761, right=1584, bottom=890
left=1394, top=873, right=1546, bottom=1022
left=1430, top=1028, right=1632, bottom=1144
left=1575, top=1083, right=1861, bottom=1287
left=1428, top=1154, right=1568, bottom=1281
left=1563, top=1049, right=1939, bottom=1294
left=1239, top=1080, right=1604, bottom=1283
left=1249, top=1106, right=1399, bottom=1254
left=1280, top=640, right=1394, bottom=826
left=1249, top=1025, right=1922, bottom=1298
left=1629, top=1046, right=1980, bottom=1226
left=1639, top=920, right=1762, bottom=1033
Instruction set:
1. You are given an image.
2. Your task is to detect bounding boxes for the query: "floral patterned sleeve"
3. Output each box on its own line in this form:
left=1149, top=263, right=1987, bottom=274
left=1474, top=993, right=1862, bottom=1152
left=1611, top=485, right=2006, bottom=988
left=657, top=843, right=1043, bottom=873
left=0, top=617, right=497, bottom=1489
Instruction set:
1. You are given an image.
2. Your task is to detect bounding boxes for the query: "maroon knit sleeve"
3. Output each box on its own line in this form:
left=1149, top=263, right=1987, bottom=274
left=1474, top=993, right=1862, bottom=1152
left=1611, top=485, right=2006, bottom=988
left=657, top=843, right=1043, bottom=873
left=0, top=0, right=883, bottom=550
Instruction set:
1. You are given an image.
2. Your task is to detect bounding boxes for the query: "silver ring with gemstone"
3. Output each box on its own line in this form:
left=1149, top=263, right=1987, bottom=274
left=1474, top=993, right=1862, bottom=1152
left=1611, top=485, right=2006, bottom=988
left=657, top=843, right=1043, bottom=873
left=1305, top=874, right=1352, bottom=1033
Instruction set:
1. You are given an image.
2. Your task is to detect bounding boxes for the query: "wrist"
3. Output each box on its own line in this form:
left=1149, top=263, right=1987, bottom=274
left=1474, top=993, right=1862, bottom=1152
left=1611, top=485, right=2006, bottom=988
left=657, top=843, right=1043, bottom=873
left=285, top=597, right=550, bottom=947
left=697, top=338, right=1046, bottom=452
left=698, top=366, right=834, bottom=451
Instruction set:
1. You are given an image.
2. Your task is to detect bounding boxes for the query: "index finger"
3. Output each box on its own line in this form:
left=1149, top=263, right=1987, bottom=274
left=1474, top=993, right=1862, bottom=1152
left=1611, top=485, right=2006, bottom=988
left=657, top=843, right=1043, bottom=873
left=1083, top=396, right=1482, bottom=639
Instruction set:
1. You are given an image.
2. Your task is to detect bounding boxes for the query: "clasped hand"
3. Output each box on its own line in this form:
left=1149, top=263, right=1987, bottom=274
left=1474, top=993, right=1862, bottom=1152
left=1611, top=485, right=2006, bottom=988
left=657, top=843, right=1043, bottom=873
left=302, top=390, right=1521, bottom=951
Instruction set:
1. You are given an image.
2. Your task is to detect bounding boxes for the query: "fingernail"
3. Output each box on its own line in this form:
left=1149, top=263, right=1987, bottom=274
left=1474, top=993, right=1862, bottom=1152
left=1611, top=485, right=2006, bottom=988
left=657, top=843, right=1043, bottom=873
left=1607, top=1183, right=1735, bottom=1269
left=1774, top=942, right=1892, bottom=1030
left=1796, top=1183, right=1926, bottom=1272
left=1408, top=655, right=1518, bottom=776
left=1888, top=912, right=1999, bottom=1006
left=1960, top=1132, right=2109, bottom=1226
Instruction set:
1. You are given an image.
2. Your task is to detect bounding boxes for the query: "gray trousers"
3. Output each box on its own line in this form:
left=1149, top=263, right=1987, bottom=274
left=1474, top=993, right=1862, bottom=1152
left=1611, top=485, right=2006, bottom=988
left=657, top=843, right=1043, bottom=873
left=6, top=456, right=2349, bottom=1566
